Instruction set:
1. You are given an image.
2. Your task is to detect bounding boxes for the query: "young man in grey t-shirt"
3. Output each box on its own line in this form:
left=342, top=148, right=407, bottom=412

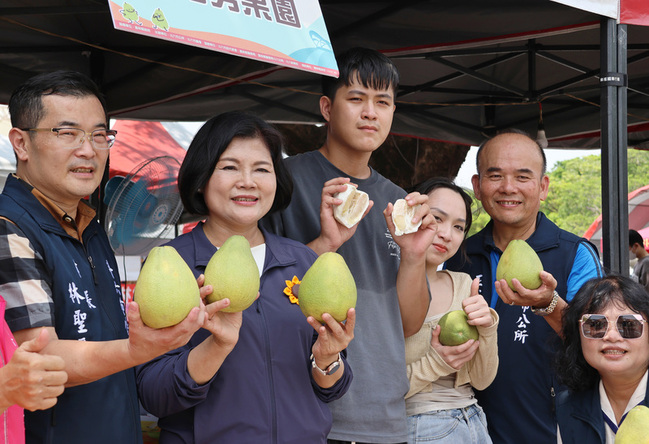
left=262, top=47, right=436, bottom=444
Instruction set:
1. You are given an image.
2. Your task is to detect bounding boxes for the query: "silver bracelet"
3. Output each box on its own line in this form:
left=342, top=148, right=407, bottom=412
left=530, top=291, right=560, bottom=316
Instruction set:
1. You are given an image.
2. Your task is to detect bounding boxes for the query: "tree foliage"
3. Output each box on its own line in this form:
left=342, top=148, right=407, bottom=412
left=464, top=149, right=649, bottom=238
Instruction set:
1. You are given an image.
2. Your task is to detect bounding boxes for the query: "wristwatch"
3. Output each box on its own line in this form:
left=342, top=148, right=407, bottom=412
left=310, top=353, right=342, bottom=376
left=530, top=291, right=560, bottom=316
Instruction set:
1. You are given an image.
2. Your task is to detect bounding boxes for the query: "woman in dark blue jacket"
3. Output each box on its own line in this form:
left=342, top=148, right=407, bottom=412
left=555, top=275, right=649, bottom=443
left=136, top=112, right=354, bottom=444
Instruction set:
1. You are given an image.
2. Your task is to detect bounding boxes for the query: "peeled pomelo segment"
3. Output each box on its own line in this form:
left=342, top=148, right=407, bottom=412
left=391, top=198, right=422, bottom=236
left=333, top=184, right=370, bottom=228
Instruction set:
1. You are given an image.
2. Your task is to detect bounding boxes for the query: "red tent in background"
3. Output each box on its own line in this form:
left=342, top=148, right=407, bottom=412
left=584, top=184, right=649, bottom=253
left=109, top=120, right=187, bottom=178
left=104, top=120, right=190, bottom=258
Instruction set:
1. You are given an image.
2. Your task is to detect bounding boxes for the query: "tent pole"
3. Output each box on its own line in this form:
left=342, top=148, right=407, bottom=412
left=600, top=17, right=629, bottom=275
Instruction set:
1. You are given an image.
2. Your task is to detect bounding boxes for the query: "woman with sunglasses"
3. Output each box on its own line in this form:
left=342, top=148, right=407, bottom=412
left=555, top=274, right=649, bottom=443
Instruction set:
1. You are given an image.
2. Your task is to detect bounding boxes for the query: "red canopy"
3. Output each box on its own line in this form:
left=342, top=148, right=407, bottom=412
left=584, top=184, right=649, bottom=253
left=109, top=120, right=187, bottom=178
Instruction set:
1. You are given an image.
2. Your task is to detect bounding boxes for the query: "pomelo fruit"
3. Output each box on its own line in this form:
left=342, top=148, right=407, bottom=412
left=333, top=184, right=370, bottom=228
left=134, top=246, right=201, bottom=329
left=438, top=310, right=479, bottom=346
left=297, top=252, right=356, bottom=323
left=496, top=239, right=543, bottom=291
left=204, top=235, right=260, bottom=312
left=391, top=198, right=421, bottom=236
left=615, top=405, right=649, bottom=443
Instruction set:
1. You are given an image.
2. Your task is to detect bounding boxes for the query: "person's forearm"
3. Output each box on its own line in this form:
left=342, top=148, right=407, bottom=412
left=52, top=338, right=138, bottom=387
left=312, top=361, right=345, bottom=389
left=307, top=235, right=340, bottom=256
left=13, top=328, right=138, bottom=387
left=397, top=253, right=429, bottom=337
left=186, top=338, right=234, bottom=385
left=543, top=298, right=566, bottom=336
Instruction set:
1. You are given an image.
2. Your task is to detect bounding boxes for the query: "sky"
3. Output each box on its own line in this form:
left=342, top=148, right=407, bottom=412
left=156, top=123, right=601, bottom=188
left=163, top=121, right=601, bottom=188
left=0, top=106, right=599, bottom=186
left=454, top=146, right=600, bottom=189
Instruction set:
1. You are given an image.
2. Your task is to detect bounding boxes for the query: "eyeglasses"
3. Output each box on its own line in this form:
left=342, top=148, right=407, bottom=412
left=579, top=313, right=647, bottom=339
left=21, top=127, right=117, bottom=150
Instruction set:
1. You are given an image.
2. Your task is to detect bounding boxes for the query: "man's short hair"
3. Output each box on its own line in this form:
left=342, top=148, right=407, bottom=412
left=630, top=229, right=644, bottom=248
left=475, top=128, right=547, bottom=176
left=9, top=70, right=107, bottom=129
left=321, top=47, right=399, bottom=100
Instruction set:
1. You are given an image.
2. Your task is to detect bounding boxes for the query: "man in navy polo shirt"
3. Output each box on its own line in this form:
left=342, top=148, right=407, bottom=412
left=446, top=129, right=603, bottom=444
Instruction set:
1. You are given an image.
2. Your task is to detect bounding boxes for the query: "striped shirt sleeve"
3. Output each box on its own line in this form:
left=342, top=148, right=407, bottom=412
left=0, top=218, right=55, bottom=332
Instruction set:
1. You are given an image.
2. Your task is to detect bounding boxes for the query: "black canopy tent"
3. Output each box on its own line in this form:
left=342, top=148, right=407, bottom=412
left=1, top=0, right=648, bottom=272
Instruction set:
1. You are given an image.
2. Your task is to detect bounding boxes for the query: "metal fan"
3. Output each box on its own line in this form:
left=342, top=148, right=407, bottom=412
left=103, top=155, right=183, bottom=256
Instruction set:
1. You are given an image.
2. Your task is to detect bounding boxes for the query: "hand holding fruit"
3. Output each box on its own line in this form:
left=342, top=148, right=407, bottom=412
left=495, top=270, right=558, bottom=308
left=431, top=279, right=485, bottom=370
left=495, top=239, right=558, bottom=308
left=196, top=273, right=212, bottom=302
left=430, top=324, right=479, bottom=371
left=315, top=177, right=374, bottom=254
left=383, top=192, right=437, bottom=260
left=309, top=308, right=356, bottom=375
left=202, top=306, right=242, bottom=352
left=126, top=300, right=206, bottom=363
left=200, top=277, right=245, bottom=352
left=184, top=274, right=249, bottom=386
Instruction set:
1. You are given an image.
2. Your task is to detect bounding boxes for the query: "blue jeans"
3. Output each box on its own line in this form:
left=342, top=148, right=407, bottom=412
left=407, top=404, right=492, bottom=443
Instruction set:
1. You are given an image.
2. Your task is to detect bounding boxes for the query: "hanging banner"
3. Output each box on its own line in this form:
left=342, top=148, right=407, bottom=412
left=107, top=0, right=338, bottom=77
left=550, top=0, right=618, bottom=19
left=551, top=0, right=649, bottom=26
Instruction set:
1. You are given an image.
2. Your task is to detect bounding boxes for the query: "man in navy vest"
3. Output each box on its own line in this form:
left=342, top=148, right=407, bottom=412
left=445, top=129, right=603, bottom=444
left=0, top=71, right=211, bottom=444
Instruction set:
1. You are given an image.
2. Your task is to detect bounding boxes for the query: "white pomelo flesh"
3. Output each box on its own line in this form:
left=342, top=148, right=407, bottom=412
left=392, top=198, right=421, bottom=236
left=334, top=184, right=370, bottom=228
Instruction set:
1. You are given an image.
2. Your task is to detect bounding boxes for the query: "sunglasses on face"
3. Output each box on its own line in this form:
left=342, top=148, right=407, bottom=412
left=579, top=313, right=647, bottom=339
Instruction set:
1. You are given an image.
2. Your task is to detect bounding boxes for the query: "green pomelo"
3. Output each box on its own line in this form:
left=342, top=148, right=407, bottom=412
left=496, top=239, right=543, bottom=291
left=438, top=310, right=479, bottom=346
left=134, top=246, right=201, bottom=329
left=298, top=252, right=356, bottom=323
left=204, top=235, right=260, bottom=312
left=615, top=405, right=649, bottom=444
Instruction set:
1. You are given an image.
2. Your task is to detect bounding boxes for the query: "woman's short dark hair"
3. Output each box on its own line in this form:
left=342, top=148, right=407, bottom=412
left=178, top=111, right=293, bottom=216
left=555, top=274, right=649, bottom=392
left=411, top=177, right=473, bottom=260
